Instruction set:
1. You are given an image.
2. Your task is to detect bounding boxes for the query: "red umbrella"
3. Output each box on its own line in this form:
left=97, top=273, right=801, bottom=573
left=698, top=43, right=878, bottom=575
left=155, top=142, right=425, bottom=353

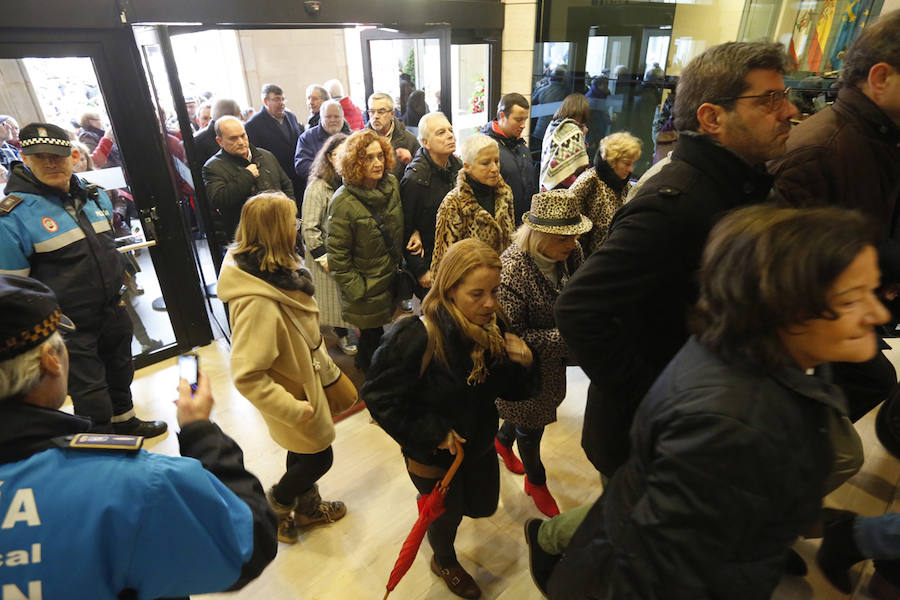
left=383, top=441, right=465, bottom=599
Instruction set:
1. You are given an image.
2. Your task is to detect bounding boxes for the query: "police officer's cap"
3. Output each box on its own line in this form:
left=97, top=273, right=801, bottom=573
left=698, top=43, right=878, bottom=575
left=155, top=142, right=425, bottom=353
left=0, top=275, right=75, bottom=361
left=19, top=122, right=72, bottom=157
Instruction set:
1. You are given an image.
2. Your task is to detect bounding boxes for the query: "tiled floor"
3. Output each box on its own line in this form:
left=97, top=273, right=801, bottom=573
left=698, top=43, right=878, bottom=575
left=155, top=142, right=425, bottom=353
left=130, top=337, right=900, bottom=600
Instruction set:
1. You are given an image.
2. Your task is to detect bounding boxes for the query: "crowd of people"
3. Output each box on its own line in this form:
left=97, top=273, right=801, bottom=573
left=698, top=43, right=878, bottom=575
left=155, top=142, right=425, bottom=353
left=1, top=9, right=899, bottom=600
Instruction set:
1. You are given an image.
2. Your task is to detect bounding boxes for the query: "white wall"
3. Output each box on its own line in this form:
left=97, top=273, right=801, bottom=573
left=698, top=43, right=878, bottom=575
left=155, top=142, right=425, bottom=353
left=501, top=0, right=537, bottom=135
left=237, top=29, right=351, bottom=123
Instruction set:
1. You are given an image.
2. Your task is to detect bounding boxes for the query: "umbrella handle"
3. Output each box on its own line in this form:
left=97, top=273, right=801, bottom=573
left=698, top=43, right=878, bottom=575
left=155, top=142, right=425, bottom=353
left=439, top=439, right=465, bottom=491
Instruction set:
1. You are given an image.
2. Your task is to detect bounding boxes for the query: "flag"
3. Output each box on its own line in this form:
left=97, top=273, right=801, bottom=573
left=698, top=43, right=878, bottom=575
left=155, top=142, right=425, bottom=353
left=828, top=0, right=874, bottom=70
left=807, top=0, right=837, bottom=73
left=789, top=9, right=815, bottom=69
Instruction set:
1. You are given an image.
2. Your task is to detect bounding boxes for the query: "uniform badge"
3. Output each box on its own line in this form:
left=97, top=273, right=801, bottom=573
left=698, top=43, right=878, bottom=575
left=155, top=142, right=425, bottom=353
left=37, top=127, right=48, bottom=137
left=41, top=217, right=58, bottom=232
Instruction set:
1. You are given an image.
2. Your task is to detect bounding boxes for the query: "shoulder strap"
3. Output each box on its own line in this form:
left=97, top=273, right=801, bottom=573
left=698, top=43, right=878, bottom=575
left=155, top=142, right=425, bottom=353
left=358, top=201, right=403, bottom=266
left=282, top=306, right=322, bottom=351
left=419, top=315, right=435, bottom=376
left=0, top=194, right=23, bottom=215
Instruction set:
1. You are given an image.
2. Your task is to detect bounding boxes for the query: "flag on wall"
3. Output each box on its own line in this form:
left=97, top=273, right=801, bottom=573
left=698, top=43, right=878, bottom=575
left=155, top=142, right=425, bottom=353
left=828, top=0, right=874, bottom=70
left=788, top=9, right=815, bottom=69
left=807, top=0, right=837, bottom=72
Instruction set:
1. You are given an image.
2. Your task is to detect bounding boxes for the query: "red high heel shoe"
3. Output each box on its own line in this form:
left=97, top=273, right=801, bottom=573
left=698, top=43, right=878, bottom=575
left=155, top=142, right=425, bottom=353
left=525, top=476, right=560, bottom=517
left=495, top=437, right=525, bottom=474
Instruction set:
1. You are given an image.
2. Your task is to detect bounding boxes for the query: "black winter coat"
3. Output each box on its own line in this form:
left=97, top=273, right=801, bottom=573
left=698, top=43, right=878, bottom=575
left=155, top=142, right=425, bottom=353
left=202, top=145, right=294, bottom=247
left=481, top=121, right=538, bottom=224
left=555, top=132, right=775, bottom=476
left=362, top=310, right=535, bottom=468
left=244, top=108, right=304, bottom=192
left=399, top=148, right=463, bottom=279
left=191, top=123, right=220, bottom=168
left=547, top=338, right=838, bottom=600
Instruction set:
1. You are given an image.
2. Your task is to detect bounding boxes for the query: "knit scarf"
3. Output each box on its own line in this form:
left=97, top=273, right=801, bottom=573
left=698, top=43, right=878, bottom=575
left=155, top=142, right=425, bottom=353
left=441, top=302, right=506, bottom=386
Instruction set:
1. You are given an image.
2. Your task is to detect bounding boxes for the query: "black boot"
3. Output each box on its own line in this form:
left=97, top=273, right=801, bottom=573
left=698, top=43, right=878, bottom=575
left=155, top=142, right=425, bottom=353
left=817, top=511, right=865, bottom=593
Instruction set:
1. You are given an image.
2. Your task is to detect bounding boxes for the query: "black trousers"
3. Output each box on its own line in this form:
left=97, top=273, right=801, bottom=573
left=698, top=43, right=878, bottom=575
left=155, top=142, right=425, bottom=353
left=355, top=327, right=384, bottom=374
left=272, top=446, right=334, bottom=505
left=497, top=420, right=547, bottom=484
left=407, top=448, right=499, bottom=567
left=65, top=303, right=135, bottom=424
left=834, top=349, right=897, bottom=422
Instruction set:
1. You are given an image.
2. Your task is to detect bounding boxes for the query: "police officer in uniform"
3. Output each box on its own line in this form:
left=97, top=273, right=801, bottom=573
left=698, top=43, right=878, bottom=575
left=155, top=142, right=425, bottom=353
left=0, top=122, right=166, bottom=436
left=0, top=274, right=276, bottom=598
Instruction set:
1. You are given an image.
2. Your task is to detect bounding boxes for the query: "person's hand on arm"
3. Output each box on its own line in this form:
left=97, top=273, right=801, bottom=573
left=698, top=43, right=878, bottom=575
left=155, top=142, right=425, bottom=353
left=437, top=429, right=467, bottom=454
left=396, top=147, right=412, bottom=165
left=245, top=163, right=260, bottom=178
left=504, top=332, right=534, bottom=367
left=406, top=229, right=424, bottom=256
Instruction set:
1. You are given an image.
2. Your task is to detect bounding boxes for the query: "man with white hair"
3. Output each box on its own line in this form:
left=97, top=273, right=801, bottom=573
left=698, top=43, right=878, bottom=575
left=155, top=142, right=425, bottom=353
left=0, top=115, right=21, bottom=172
left=400, top=111, right=462, bottom=295
left=293, top=99, right=351, bottom=188
left=0, top=274, right=276, bottom=598
left=324, top=78, right=364, bottom=130
left=202, top=116, right=294, bottom=255
left=367, top=92, right=420, bottom=179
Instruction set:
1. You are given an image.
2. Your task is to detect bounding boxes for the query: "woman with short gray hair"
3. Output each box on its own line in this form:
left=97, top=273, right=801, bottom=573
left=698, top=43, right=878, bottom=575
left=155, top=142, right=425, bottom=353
left=431, top=133, right=515, bottom=274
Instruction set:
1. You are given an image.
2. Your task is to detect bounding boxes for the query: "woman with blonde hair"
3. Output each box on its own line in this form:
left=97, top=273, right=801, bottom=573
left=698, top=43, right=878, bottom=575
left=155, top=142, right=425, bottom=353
left=218, top=191, right=347, bottom=544
left=539, top=93, right=591, bottom=191
left=326, top=128, right=404, bottom=373
left=363, top=238, right=536, bottom=599
left=569, top=131, right=642, bottom=254
left=431, top=133, right=515, bottom=275
left=495, top=190, right=590, bottom=517
left=301, top=132, right=357, bottom=356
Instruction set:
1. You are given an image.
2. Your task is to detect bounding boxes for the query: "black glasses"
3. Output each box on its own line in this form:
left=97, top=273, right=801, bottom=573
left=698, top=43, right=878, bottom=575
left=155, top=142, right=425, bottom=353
left=713, top=87, right=792, bottom=112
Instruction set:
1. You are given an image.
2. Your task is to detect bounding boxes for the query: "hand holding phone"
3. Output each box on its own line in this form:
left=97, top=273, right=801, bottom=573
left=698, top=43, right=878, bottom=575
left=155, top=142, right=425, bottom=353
left=178, top=352, right=199, bottom=392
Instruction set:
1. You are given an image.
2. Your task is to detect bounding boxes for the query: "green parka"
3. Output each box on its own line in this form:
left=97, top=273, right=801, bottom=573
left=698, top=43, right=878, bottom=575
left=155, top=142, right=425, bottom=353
left=325, top=174, right=403, bottom=329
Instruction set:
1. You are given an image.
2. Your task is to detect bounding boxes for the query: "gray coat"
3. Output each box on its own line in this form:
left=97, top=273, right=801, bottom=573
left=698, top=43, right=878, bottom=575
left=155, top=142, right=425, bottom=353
left=496, top=241, right=583, bottom=428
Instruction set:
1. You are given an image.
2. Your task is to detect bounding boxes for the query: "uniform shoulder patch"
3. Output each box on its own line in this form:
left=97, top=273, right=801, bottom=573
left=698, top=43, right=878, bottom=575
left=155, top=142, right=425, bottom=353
left=0, top=194, right=23, bottom=215
left=52, top=432, right=144, bottom=452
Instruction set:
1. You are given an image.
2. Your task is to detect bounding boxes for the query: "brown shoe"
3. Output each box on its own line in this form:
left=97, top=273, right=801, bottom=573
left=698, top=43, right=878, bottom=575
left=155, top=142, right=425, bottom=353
left=294, top=484, right=347, bottom=527
left=430, top=555, right=482, bottom=599
left=266, top=486, right=299, bottom=544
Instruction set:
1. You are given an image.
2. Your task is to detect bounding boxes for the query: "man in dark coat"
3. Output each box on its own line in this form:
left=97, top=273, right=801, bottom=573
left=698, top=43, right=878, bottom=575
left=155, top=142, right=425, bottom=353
left=293, top=99, right=351, bottom=192
left=367, top=92, right=420, bottom=180
left=202, top=116, right=294, bottom=254
left=244, top=83, right=304, bottom=194
left=480, top=93, right=538, bottom=224
left=400, top=111, right=462, bottom=296
left=192, top=98, right=242, bottom=169
left=554, top=41, right=798, bottom=478
left=769, top=9, right=900, bottom=423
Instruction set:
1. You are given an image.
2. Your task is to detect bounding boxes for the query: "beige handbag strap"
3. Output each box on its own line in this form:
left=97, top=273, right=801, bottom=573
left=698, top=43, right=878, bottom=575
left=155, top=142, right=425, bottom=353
left=283, top=307, right=323, bottom=351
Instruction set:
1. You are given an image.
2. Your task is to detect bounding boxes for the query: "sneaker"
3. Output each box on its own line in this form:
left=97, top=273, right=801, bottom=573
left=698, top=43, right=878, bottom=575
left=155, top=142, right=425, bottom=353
left=337, top=336, right=358, bottom=356
left=294, top=499, right=347, bottom=527
left=111, top=417, right=168, bottom=438
left=524, top=518, right=559, bottom=597
left=430, top=555, right=481, bottom=599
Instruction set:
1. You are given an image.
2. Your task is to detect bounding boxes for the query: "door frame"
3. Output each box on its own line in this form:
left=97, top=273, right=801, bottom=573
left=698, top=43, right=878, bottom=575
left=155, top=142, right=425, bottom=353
left=0, top=28, right=212, bottom=368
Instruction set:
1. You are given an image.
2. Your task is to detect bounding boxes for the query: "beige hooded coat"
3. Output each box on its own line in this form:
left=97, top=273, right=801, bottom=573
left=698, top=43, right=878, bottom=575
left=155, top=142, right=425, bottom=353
left=217, top=251, right=339, bottom=453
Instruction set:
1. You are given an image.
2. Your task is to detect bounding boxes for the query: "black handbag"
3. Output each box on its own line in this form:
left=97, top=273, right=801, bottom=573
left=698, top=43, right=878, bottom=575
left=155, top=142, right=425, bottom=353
left=360, top=203, right=417, bottom=302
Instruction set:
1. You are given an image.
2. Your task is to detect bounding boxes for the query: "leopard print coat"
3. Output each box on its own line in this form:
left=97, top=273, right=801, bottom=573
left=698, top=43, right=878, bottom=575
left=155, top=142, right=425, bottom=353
left=568, top=166, right=631, bottom=255
left=430, top=169, right=516, bottom=274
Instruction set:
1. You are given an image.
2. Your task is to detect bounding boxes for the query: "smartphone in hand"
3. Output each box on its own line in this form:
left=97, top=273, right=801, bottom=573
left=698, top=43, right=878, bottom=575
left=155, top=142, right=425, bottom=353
left=178, top=352, right=199, bottom=392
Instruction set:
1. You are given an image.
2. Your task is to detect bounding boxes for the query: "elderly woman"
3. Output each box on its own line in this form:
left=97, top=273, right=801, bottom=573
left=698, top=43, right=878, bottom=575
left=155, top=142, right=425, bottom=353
left=540, top=205, right=890, bottom=599
left=495, top=190, right=591, bottom=517
left=301, top=132, right=357, bottom=356
left=431, top=133, right=515, bottom=275
left=568, top=131, right=642, bottom=255
left=327, top=129, right=404, bottom=373
left=363, top=238, right=535, bottom=599
left=539, top=93, right=591, bottom=191
left=218, top=192, right=347, bottom=544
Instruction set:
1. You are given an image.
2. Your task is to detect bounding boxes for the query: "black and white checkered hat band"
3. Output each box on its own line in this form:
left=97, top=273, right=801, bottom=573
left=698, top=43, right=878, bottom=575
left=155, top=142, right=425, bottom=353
left=21, top=137, right=71, bottom=148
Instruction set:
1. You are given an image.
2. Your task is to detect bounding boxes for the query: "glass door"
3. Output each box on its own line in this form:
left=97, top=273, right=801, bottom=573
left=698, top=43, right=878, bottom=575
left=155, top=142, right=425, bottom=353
left=360, top=27, right=451, bottom=133
left=0, top=30, right=212, bottom=367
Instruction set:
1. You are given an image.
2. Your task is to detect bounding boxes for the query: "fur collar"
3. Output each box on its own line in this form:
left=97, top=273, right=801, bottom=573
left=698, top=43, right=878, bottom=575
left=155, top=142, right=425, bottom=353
left=234, top=251, right=315, bottom=295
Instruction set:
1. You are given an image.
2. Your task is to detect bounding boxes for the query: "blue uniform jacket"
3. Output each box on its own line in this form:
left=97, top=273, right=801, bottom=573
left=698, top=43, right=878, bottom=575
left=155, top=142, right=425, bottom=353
left=0, top=163, right=125, bottom=327
left=0, top=402, right=277, bottom=599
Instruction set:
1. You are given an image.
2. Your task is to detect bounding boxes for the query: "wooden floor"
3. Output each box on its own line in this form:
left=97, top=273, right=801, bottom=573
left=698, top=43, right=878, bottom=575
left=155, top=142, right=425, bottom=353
left=129, top=337, right=900, bottom=600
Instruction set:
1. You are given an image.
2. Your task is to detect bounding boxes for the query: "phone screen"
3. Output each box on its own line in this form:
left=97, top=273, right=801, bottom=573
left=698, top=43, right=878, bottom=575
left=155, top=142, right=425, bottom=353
left=178, top=354, right=198, bottom=390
